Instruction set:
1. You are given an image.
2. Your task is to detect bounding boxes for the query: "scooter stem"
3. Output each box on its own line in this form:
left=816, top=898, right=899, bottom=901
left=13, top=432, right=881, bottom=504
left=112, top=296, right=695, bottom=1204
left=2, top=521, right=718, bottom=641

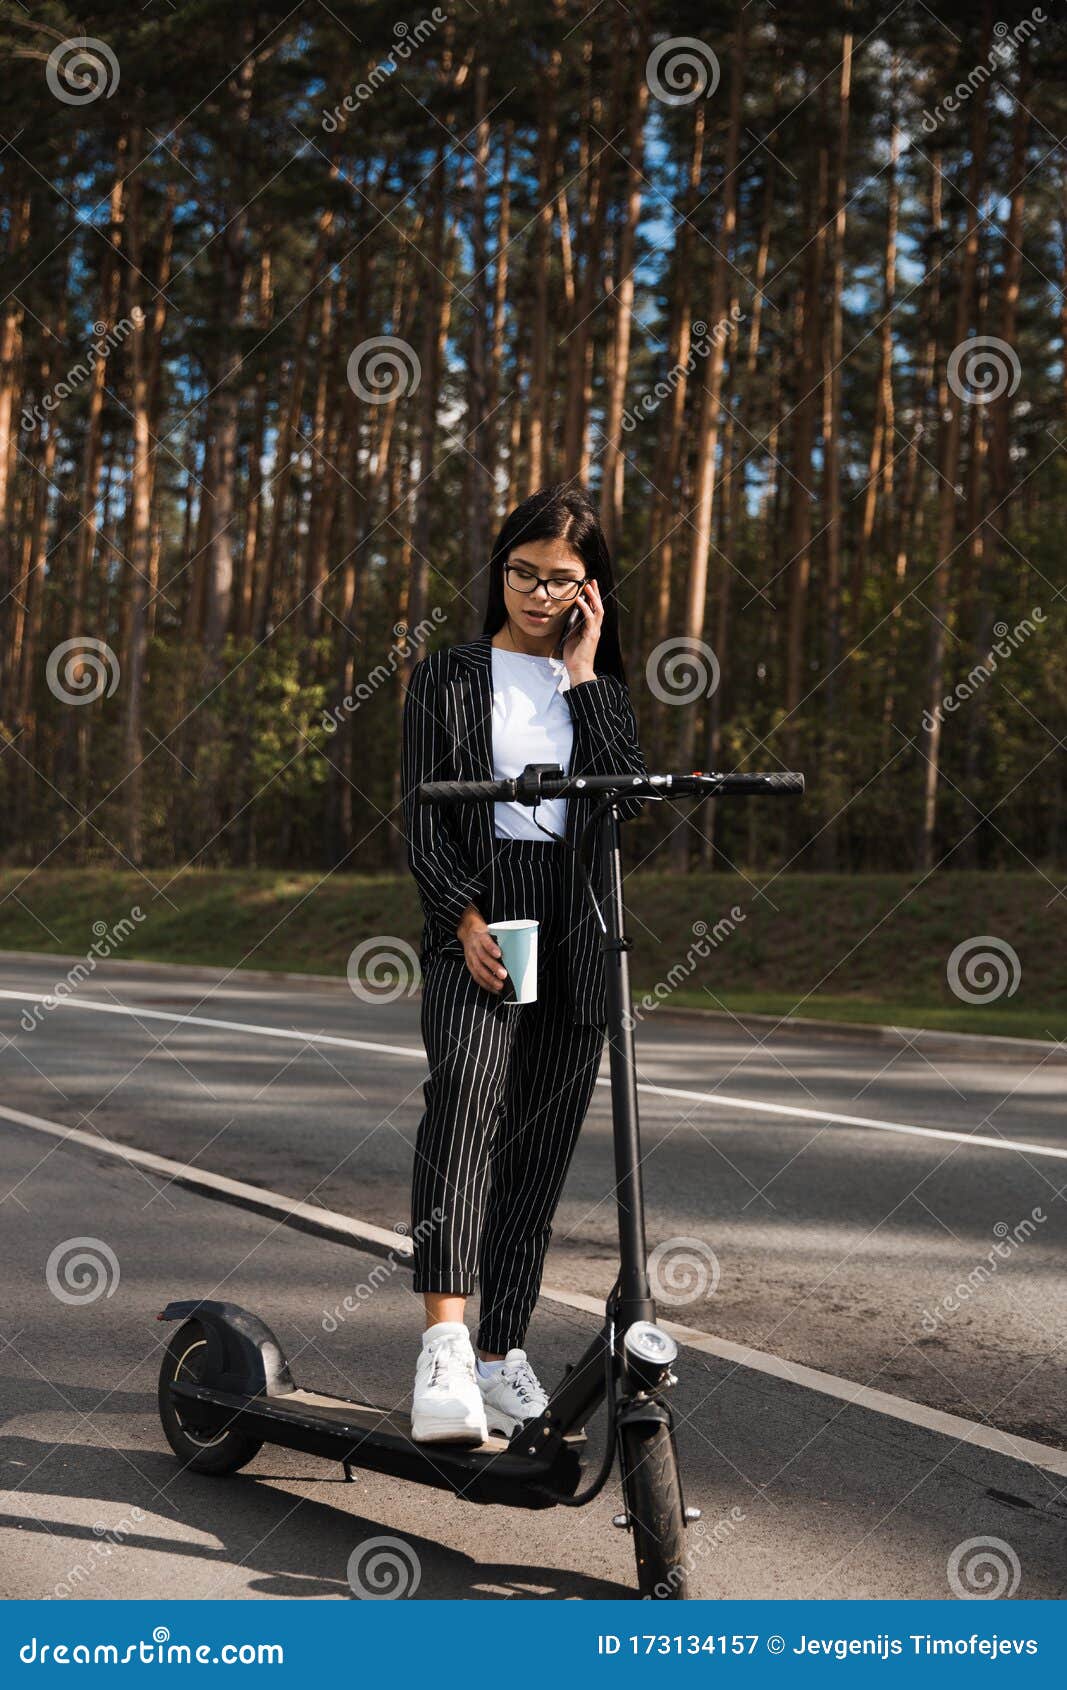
left=599, top=804, right=656, bottom=1329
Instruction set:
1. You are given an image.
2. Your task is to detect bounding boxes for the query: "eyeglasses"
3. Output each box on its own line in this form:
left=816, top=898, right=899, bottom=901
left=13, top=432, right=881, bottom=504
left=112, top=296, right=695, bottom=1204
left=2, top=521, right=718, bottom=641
left=504, top=563, right=588, bottom=602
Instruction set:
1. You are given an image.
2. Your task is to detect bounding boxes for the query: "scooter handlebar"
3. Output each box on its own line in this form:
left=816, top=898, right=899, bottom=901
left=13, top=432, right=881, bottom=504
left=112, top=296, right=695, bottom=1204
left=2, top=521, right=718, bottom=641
left=418, top=769, right=805, bottom=806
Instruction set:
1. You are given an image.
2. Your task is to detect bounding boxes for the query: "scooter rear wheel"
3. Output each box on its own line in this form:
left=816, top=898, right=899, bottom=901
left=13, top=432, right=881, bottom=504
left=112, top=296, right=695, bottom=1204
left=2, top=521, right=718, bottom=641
left=619, top=1419, right=688, bottom=1599
left=158, top=1318, right=263, bottom=1475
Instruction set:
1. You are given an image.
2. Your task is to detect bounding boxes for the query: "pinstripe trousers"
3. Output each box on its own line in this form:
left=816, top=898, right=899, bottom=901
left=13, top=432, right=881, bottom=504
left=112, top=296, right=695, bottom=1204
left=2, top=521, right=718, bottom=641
left=410, top=837, right=606, bottom=1355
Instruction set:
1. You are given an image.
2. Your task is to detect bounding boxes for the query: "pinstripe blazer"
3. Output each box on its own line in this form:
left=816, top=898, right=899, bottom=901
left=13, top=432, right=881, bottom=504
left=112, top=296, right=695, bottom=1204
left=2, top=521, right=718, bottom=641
left=401, top=633, right=648, bottom=1025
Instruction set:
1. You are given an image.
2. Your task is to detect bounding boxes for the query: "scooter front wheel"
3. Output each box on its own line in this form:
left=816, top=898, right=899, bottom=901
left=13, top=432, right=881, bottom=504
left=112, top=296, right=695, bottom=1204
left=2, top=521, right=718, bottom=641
left=158, top=1318, right=263, bottom=1475
left=619, top=1418, right=688, bottom=1599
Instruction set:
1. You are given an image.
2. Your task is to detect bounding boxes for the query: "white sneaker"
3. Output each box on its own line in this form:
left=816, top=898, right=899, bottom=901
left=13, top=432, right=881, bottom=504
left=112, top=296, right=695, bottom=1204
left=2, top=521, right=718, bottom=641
left=410, top=1323, right=488, bottom=1445
left=477, top=1349, right=550, bottom=1438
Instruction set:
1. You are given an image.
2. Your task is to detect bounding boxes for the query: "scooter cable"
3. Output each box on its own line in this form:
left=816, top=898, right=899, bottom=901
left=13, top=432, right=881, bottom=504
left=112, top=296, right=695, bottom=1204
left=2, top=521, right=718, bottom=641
left=530, top=792, right=666, bottom=936
left=531, top=1291, right=620, bottom=1507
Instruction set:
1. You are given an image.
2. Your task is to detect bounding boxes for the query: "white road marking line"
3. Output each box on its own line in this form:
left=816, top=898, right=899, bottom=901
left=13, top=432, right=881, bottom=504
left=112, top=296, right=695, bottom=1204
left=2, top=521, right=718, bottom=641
left=3, top=1098, right=1066, bottom=1482
left=549, top=1287, right=1067, bottom=1480
left=1, top=987, right=1063, bottom=1163
left=0, top=1103, right=404, bottom=1252
left=0, top=988, right=420, bottom=1060
left=633, top=1078, right=1067, bottom=1161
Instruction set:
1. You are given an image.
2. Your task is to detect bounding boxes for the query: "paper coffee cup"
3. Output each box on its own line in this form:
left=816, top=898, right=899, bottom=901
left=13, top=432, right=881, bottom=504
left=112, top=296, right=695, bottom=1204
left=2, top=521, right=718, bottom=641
left=486, top=919, right=538, bottom=1003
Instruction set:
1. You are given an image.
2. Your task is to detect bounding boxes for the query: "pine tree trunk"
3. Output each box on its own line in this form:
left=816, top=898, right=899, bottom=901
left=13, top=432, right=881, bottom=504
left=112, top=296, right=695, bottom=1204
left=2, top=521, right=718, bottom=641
left=0, top=190, right=30, bottom=712
left=465, top=60, right=491, bottom=636
left=918, top=6, right=991, bottom=871
left=672, top=10, right=746, bottom=860
left=526, top=3, right=562, bottom=493
left=785, top=132, right=827, bottom=754
left=817, top=22, right=852, bottom=868
left=599, top=0, right=650, bottom=555
left=122, top=127, right=153, bottom=864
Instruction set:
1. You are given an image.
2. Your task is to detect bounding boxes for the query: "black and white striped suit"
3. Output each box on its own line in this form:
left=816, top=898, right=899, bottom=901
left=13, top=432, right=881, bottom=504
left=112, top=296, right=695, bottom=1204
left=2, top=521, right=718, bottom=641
left=401, top=634, right=647, bottom=1352
left=401, top=633, right=647, bottom=1025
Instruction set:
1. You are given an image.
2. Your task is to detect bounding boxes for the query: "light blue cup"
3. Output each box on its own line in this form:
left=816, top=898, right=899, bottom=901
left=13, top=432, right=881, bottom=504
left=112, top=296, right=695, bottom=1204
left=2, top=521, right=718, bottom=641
left=486, top=919, right=539, bottom=1003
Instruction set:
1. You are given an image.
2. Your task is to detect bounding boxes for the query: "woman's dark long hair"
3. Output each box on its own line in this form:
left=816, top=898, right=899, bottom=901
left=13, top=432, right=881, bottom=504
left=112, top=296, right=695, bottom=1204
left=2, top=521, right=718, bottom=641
left=480, top=483, right=628, bottom=685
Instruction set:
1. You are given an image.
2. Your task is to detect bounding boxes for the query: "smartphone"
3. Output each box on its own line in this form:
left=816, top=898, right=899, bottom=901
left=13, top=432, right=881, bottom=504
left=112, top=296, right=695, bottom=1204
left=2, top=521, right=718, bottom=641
left=556, top=586, right=587, bottom=653
left=562, top=603, right=583, bottom=640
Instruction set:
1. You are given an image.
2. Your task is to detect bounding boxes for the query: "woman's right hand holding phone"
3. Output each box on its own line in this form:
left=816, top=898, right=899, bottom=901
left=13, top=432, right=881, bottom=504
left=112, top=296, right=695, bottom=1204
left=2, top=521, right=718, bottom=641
left=456, top=904, right=507, bottom=993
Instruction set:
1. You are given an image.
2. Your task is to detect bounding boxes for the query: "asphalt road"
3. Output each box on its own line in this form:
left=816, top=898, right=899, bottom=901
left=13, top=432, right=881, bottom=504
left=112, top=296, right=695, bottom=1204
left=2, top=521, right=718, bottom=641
left=1, top=1120, right=1064, bottom=1601
left=1, top=952, right=1065, bottom=1600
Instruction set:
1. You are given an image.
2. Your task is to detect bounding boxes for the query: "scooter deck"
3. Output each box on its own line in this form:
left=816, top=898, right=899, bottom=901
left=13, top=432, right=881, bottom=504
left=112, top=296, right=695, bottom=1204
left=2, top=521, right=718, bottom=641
left=266, top=1387, right=513, bottom=1450
left=169, top=1379, right=586, bottom=1509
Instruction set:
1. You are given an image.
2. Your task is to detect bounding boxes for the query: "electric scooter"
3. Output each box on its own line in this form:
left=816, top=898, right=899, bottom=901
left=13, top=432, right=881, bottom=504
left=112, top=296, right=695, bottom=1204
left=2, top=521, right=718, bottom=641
left=156, top=763, right=803, bottom=1599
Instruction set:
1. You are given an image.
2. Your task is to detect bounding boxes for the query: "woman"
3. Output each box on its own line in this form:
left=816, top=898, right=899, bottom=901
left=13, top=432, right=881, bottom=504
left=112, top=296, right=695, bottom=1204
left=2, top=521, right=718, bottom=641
left=400, top=483, right=647, bottom=1444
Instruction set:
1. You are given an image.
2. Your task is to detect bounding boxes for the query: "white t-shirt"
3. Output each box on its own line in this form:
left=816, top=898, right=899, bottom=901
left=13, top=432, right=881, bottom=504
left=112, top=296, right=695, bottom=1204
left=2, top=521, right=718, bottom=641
left=490, top=647, right=575, bottom=839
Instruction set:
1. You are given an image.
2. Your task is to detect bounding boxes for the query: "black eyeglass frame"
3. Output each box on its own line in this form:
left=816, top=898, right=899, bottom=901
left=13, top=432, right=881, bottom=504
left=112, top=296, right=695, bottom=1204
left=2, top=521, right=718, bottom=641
left=503, top=562, right=589, bottom=602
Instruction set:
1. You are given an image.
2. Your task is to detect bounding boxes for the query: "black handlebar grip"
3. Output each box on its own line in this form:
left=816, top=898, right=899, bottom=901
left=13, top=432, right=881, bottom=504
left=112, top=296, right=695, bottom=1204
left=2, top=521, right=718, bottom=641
left=418, top=779, right=511, bottom=804
left=705, top=770, right=804, bottom=797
